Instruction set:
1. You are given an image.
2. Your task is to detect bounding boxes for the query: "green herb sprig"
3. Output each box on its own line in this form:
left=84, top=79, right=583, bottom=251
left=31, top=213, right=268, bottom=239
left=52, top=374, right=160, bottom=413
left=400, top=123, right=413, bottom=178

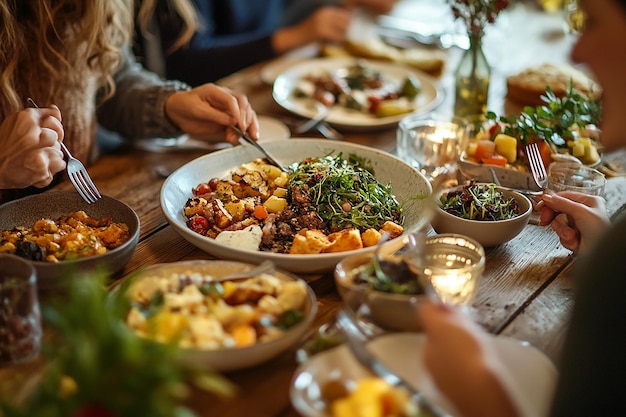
left=0, top=272, right=233, bottom=417
left=487, top=82, right=601, bottom=148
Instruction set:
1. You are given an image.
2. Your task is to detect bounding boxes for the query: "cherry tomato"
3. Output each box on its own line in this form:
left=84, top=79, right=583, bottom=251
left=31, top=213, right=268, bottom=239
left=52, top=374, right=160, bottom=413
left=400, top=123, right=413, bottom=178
left=187, top=215, right=209, bottom=235
left=367, top=96, right=383, bottom=114
left=193, top=182, right=212, bottom=196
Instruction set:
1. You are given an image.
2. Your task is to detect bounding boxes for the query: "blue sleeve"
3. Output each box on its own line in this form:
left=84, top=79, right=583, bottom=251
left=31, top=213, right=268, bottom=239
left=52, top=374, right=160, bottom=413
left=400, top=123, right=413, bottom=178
left=155, top=0, right=282, bottom=84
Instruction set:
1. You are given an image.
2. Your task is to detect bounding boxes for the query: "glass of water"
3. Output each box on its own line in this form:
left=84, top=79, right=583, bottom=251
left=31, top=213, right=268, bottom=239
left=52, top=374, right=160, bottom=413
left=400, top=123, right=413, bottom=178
left=0, top=255, right=41, bottom=367
left=396, top=113, right=469, bottom=180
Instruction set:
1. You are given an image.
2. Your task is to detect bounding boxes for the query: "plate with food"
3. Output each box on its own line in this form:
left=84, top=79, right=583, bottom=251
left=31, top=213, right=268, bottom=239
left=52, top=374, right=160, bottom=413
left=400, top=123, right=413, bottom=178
left=0, top=190, right=139, bottom=288
left=160, top=139, right=432, bottom=274
left=272, top=57, right=443, bottom=131
left=459, top=86, right=602, bottom=190
left=291, top=333, right=557, bottom=417
left=117, top=259, right=317, bottom=372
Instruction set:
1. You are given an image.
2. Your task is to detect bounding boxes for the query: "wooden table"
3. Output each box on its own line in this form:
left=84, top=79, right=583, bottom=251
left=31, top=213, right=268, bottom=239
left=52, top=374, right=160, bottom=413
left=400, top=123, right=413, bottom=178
left=3, top=1, right=626, bottom=416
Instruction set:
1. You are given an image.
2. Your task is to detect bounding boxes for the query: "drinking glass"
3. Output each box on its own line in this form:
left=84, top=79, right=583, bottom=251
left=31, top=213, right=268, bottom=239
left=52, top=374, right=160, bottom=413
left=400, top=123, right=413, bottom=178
left=408, top=233, right=485, bottom=312
left=0, top=255, right=41, bottom=367
left=564, top=0, right=586, bottom=34
left=396, top=113, right=469, bottom=180
left=547, top=162, right=606, bottom=197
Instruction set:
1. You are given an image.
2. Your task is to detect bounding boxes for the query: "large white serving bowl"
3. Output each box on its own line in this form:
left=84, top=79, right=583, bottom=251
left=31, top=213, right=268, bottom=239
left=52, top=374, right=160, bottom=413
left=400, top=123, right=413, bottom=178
left=118, top=260, right=317, bottom=372
left=160, top=139, right=432, bottom=274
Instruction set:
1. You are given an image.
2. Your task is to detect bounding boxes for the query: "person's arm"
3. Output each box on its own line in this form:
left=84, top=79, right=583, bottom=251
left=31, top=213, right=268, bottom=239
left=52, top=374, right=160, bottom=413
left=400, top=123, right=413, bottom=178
left=96, top=47, right=190, bottom=140
left=97, top=47, right=258, bottom=145
left=420, top=303, right=521, bottom=417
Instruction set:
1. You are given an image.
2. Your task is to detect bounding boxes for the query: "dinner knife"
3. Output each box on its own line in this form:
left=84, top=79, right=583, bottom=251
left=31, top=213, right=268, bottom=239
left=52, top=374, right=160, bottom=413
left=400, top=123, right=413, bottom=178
left=232, top=125, right=288, bottom=172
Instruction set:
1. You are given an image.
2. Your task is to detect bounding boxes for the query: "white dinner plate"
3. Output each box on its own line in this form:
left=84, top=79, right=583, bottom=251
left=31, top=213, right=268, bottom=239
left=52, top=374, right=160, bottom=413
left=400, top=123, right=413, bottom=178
left=272, top=57, right=444, bottom=131
left=291, top=333, right=558, bottom=417
left=257, top=115, right=291, bottom=142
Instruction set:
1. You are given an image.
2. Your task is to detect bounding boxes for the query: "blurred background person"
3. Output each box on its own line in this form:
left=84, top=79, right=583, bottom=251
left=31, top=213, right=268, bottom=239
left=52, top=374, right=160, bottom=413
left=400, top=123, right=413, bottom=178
left=134, top=0, right=398, bottom=86
left=419, top=0, right=626, bottom=416
left=0, top=0, right=258, bottom=203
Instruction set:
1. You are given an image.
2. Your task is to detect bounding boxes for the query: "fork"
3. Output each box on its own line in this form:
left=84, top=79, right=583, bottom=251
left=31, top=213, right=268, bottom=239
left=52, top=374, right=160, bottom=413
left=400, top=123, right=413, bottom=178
left=231, top=125, right=288, bottom=172
left=27, top=98, right=102, bottom=204
left=335, top=309, right=452, bottom=417
left=525, top=142, right=548, bottom=190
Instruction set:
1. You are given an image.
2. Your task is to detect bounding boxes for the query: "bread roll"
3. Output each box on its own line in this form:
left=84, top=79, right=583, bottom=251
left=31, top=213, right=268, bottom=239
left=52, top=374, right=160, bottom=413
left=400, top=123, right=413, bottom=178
left=506, top=63, right=602, bottom=106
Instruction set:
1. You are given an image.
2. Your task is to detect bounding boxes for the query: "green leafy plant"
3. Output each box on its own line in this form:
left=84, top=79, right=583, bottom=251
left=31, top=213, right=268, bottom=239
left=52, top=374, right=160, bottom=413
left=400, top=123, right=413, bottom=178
left=486, top=82, right=601, bottom=148
left=0, top=272, right=234, bottom=417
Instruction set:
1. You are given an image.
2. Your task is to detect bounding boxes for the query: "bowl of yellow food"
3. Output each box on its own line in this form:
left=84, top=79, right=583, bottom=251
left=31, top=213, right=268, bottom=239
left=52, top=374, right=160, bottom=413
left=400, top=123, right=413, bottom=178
left=119, top=260, right=317, bottom=372
left=0, top=190, right=139, bottom=289
left=431, top=182, right=532, bottom=247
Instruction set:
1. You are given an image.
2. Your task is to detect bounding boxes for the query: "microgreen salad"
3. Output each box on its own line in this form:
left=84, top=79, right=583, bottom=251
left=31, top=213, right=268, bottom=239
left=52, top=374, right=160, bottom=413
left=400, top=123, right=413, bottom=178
left=439, top=182, right=521, bottom=221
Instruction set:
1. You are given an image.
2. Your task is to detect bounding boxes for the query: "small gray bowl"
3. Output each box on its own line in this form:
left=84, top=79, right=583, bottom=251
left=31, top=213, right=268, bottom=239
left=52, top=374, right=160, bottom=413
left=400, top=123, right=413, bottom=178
left=432, top=184, right=532, bottom=247
left=0, top=191, right=140, bottom=289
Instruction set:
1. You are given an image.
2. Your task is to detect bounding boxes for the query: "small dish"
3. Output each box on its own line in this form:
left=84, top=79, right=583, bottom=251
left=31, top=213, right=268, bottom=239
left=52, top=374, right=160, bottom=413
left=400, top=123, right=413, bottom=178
left=431, top=184, right=533, bottom=247
left=334, top=248, right=427, bottom=332
left=0, top=190, right=139, bottom=289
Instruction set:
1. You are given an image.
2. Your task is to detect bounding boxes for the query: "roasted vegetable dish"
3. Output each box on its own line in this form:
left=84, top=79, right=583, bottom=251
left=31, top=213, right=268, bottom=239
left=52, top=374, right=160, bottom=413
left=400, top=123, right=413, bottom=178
left=0, top=211, right=130, bottom=262
left=125, top=270, right=309, bottom=349
left=183, top=154, right=404, bottom=254
left=439, top=182, right=521, bottom=221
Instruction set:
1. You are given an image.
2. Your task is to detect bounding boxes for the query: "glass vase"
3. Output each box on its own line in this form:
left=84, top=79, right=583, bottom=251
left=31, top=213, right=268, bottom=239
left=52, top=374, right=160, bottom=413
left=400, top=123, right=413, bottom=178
left=453, top=33, right=490, bottom=121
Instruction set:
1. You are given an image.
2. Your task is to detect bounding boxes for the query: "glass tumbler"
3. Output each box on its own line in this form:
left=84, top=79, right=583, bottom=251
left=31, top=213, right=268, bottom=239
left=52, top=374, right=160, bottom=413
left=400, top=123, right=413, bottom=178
left=547, top=162, right=606, bottom=197
left=413, top=233, right=485, bottom=309
left=0, top=255, right=41, bottom=367
left=396, top=113, right=469, bottom=180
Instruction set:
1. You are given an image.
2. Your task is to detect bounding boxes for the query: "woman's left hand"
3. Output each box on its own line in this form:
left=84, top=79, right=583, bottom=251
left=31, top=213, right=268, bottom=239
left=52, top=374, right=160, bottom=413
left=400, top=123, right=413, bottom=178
left=164, top=83, right=259, bottom=145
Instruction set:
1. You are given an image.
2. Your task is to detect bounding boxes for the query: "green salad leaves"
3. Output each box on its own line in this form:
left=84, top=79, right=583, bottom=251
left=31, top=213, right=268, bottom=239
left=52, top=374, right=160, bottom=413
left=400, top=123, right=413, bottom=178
left=289, top=153, right=403, bottom=232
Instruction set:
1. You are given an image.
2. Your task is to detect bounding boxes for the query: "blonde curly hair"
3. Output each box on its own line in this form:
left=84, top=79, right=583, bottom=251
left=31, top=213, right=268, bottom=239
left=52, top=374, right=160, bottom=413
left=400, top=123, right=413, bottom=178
left=0, top=0, right=197, bottom=111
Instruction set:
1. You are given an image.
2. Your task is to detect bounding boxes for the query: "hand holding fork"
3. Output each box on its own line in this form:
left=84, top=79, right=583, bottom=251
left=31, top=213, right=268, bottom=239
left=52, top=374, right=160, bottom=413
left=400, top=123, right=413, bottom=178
left=27, top=98, right=102, bottom=203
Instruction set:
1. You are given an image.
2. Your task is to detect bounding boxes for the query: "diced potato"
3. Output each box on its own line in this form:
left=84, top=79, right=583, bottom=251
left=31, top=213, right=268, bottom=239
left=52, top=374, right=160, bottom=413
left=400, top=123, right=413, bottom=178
left=361, top=228, right=382, bottom=247
left=585, top=143, right=600, bottom=164
left=324, top=229, right=363, bottom=253
left=493, top=133, right=518, bottom=163
left=570, top=142, right=586, bottom=158
left=466, top=141, right=478, bottom=157
left=289, top=230, right=331, bottom=254
left=272, top=187, right=288, bottom=198
left=379, top=221, right=403, bottom=239
left=224, top=200, right=246, bottom=221
left=260, top=164, right=282, bottom=180
left=263, top=195, right=287, bottom=213
left=273, top=172, right=289, bottom=187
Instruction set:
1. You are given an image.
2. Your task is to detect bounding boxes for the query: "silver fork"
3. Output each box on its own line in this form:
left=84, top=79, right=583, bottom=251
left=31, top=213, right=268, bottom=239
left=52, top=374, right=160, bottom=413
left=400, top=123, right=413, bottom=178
left=525, top=142, right=548, bottom=190
left=27, top=98, right=102, bottom=204
left=335, top=308, right=452, bottom=417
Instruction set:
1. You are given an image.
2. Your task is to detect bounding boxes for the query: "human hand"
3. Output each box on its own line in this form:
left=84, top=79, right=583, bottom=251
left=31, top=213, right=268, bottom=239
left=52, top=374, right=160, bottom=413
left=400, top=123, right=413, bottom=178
left=273, top=7, right=352, bottom=53
left=0, top=106, right=66, bottom=189
left=419, top=302, right=520, bottom=417
left=536, top=190, right=609, bottom=254
left=164, top=83, right=259, bottom=146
